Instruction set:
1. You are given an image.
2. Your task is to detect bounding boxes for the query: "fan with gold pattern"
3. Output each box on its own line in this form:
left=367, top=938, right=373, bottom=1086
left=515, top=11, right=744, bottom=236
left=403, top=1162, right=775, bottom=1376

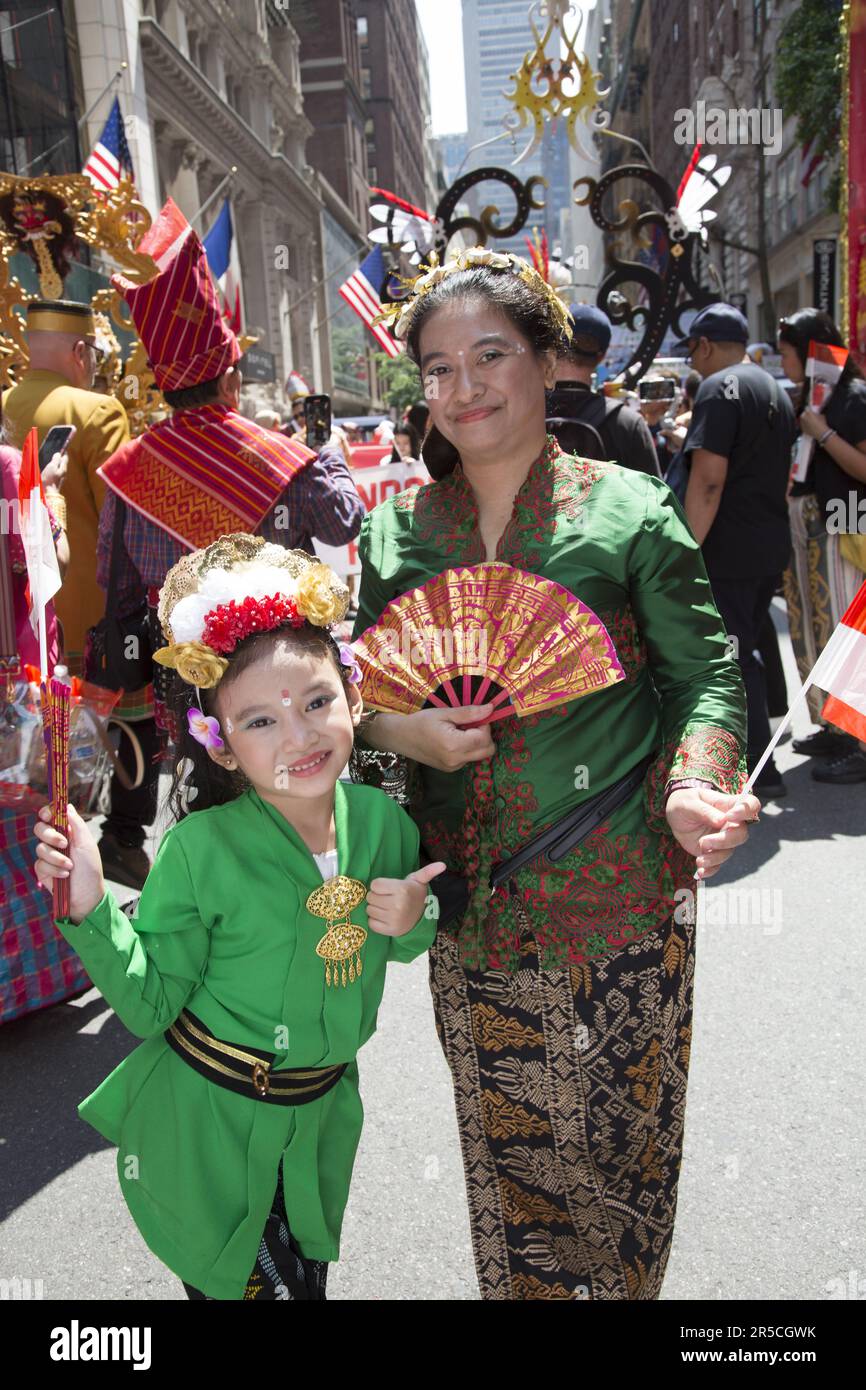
left=354, top=563, right=625, bottom=724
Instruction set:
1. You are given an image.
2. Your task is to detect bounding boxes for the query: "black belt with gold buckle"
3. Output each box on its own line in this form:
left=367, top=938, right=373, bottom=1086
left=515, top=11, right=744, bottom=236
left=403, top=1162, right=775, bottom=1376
left=164, top=1009, right=347, bottom=1106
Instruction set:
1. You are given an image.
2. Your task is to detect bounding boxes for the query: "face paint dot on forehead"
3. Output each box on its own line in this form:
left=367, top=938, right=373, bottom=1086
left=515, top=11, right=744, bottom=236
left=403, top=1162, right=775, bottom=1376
left=281, top=690, right=292, bottom=706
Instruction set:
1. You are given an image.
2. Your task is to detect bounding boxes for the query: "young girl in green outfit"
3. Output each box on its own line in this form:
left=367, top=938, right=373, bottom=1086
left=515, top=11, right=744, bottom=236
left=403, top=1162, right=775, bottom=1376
left=34, top=536, right=444, bottom=1301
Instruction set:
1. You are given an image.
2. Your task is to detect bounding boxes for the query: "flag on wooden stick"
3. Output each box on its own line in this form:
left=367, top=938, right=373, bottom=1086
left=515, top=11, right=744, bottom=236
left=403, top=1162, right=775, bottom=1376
left=17, top=427, right=61, bottom=681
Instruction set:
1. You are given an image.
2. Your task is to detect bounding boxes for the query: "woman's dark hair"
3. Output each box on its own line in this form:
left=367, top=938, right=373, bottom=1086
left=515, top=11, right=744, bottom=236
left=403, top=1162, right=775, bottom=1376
left=389, top=422, right=420, bottom=460
left=777, top=307, right=863, bottom=407
left=404, top=266, right=567, bottom=479
left=162, top=373, right=224, bottom=411
left=406, top=401, right=429, bottom=439
left=166, top=622, right=354, bottom=820
left=683, top=370, right=701, bottom=403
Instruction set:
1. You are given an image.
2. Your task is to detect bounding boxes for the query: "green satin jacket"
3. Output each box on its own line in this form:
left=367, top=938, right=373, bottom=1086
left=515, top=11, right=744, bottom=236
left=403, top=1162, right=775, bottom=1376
left=55, top=781, right=434, bottom=1299
left=353, top=437, right=748, bottom=972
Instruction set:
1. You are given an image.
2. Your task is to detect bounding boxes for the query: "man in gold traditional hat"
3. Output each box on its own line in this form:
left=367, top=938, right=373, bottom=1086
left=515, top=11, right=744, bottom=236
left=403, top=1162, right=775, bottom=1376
left=2, top=300, right=131, bottom=672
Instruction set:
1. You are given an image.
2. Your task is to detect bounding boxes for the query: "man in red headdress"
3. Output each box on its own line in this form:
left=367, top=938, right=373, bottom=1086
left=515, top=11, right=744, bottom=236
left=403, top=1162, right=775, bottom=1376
left=94, top=200, right=364, bottom=888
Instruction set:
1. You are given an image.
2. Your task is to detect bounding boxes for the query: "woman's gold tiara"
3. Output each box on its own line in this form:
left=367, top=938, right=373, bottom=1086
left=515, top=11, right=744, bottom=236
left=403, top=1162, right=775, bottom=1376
left=373, top=245, right=574, bottom=345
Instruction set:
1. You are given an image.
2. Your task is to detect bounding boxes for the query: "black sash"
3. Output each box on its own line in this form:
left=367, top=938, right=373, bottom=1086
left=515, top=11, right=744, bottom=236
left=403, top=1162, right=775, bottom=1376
left=165, top=1008, right=347, bottom=1106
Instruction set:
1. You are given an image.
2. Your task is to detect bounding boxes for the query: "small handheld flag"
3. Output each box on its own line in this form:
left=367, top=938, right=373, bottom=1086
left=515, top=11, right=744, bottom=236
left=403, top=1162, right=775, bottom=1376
left=744, top=575, right=866, bottom=792
left=17, top=428, right=61, bottom=681
left=83, top=96, right=135, bottom=194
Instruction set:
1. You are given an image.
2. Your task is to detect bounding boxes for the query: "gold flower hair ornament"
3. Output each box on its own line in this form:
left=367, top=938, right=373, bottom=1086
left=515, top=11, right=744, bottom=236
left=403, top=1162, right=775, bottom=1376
left=153, top=533, right=350, bottom=689
left=373, top=246, right=574, bottom=345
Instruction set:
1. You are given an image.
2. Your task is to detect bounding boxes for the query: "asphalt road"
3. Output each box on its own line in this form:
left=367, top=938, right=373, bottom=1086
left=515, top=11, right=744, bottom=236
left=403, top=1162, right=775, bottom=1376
left=2, top=603, right=864, bottom=1301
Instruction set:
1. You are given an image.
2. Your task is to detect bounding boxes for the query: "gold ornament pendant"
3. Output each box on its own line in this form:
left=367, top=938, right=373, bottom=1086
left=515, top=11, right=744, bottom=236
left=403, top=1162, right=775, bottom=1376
left=306, top=875, right=367, bottom=987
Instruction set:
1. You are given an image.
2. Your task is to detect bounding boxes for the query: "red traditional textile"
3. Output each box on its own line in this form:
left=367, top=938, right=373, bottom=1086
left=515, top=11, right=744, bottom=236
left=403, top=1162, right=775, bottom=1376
left=113, top=198, right=239, bottom=390
left=98, top=405, right=315, bottom=550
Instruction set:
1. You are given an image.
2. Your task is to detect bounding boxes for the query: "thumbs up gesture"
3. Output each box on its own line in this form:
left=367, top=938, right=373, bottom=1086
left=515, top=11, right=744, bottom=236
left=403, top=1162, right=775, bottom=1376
left=366, top=861, right=446, bottom=938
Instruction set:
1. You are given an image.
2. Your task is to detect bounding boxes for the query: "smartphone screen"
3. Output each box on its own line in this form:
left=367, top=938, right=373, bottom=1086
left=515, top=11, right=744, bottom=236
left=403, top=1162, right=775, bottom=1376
left=638, top=379, right=677, bottom=402
left=304, top=395, right=331, bottom=449
left=38, top=424, right=76, bottom=472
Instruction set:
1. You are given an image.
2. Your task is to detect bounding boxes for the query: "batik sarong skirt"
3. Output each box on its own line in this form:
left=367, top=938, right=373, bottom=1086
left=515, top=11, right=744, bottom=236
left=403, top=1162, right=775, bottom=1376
left=429, top=913, right=695, bottom=1300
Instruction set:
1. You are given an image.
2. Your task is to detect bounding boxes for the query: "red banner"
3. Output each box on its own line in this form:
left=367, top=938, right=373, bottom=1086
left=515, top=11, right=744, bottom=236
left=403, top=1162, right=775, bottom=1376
left=847, top=0, right=866, bottom=367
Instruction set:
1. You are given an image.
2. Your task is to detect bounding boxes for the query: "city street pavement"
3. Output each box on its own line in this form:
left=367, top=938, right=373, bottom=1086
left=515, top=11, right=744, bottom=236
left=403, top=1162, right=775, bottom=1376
left=2, top=602, right=864, bottom=1301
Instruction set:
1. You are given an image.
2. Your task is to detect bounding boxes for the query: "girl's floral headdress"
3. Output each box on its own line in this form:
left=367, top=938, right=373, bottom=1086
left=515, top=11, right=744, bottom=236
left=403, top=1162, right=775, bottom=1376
left=153, top=534, right=350, bottom=690
left=375, top=245, right=575, bottom=345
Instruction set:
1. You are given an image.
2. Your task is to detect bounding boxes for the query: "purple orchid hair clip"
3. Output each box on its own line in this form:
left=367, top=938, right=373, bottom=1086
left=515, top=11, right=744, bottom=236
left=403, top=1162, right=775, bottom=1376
left=338, top=642, right=362, bottom=686
left=188, top=706, right=225, bottom=752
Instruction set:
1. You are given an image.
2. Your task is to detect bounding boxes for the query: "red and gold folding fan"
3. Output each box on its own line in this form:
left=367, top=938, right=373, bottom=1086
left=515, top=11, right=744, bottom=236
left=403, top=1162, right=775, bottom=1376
left=354, top=563, right=625, bottom=724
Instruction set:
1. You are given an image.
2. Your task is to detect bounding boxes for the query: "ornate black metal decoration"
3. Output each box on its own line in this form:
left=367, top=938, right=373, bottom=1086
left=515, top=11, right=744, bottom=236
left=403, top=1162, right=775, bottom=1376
left=374, top=166, right=547, bottom=309
left=574, top=162, right=719, bottom=386
left=433, top=166, right=547, bottom=257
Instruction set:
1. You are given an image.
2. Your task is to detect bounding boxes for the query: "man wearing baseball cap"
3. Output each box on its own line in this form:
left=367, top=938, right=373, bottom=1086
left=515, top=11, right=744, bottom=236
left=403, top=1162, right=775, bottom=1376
left=546, top=305, right=661, bottom=476
left=676, top=302, right=796, bottom=799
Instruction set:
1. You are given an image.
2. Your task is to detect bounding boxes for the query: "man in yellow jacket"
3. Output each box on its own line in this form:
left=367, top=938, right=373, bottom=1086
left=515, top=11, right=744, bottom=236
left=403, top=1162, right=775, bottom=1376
left=2, top=300, right=130, bottom=670
left=4, top=301, right=135, bottom=887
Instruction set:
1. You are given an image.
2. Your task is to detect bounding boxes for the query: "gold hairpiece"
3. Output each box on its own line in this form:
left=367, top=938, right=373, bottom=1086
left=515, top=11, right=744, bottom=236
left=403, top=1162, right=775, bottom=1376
left=373, top=246, right=574, bottom=344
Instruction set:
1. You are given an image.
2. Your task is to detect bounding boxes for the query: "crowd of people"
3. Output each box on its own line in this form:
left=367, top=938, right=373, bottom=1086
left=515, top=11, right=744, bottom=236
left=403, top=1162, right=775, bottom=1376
left=2, top=228, right=865, bottom=1303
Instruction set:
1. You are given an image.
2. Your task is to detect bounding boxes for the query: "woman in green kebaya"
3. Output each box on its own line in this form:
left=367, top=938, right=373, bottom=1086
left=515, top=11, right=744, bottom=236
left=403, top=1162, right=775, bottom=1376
left=33, top=539, right=443, bottom=1300
left=352, top=247, right=761, bottom=1301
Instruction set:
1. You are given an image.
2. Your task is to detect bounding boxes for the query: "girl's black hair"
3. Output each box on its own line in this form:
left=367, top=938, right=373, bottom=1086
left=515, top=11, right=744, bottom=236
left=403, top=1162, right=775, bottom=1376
left=166, top=622, right=354, bottom=821
left=404, top=265, right=567, bottom=479
left=777, top=309, right=863, bottom=404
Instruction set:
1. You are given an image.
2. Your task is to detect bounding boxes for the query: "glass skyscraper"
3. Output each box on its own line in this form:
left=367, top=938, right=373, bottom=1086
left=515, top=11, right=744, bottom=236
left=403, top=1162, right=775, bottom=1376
left=461, top=0, right=573, bottom=254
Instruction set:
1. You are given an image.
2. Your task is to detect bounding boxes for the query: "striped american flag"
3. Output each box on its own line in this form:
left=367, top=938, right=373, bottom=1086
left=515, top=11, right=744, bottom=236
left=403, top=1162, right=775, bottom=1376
left=338, top=245, right=403, bottom=358
left=83, top=97, right=135, bottom=193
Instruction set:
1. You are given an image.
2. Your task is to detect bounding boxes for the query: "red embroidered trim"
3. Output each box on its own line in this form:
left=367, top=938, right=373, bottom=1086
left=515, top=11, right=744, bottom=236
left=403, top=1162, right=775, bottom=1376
left=646, top=725, right=746, bottom=834
left=598, top=604, right=647, bottom=683
left=391, top=436, right=602, bottom=568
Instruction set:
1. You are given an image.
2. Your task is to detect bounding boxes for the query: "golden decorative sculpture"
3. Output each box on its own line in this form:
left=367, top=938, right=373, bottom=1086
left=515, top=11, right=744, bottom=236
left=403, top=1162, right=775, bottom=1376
left=0, top=172, right=155, bottom=411
left=503, top=1, right=610, bottom=165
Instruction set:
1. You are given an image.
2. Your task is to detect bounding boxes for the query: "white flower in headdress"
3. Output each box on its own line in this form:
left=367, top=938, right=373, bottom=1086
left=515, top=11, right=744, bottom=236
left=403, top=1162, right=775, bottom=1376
left=458, top=248, right=513, bottom=272
left=170, top=563, right=300, bottom=645
left=394, top=305, right=417, bottom=340
left=413, top=265, right=449, bottom=293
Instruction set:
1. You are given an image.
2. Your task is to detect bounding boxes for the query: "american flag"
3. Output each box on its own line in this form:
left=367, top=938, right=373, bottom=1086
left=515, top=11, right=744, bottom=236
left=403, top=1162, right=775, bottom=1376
left=338, top=245, right=402, bottom=358
left=83, top=97, right=135, bottom=193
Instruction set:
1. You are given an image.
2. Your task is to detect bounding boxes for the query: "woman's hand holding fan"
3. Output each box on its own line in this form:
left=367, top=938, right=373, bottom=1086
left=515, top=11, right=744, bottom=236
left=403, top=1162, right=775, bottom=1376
left=371, top=702, right=497, bottom=771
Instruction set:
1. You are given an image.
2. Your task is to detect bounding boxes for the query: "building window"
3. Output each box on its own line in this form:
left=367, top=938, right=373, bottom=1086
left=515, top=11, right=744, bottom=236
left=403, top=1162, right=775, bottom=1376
left=357, top=16, right=368, bottom=39
left=361, top=66, right=371, bottom=99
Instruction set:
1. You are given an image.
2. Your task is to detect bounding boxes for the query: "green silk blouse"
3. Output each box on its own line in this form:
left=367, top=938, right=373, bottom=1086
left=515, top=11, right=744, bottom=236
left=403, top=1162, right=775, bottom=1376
left=353, top=438, right=748, bottom=971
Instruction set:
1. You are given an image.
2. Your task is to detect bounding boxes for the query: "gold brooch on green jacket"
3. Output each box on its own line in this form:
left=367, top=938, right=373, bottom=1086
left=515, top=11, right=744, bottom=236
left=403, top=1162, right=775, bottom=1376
left=306, top=876, right=368, bottom=987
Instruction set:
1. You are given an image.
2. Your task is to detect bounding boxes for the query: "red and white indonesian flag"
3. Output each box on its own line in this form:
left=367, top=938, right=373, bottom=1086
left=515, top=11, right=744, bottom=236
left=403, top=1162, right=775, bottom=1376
left=814, top=578, right=866, bottom=742
left=17, top=428, right=61, bottom=677
left=790, top=340, right=849, bottom=483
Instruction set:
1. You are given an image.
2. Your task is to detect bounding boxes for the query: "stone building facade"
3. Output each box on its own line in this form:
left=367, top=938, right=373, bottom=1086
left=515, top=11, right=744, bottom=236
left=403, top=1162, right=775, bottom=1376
left=70, top=0, right=372, bottom=409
